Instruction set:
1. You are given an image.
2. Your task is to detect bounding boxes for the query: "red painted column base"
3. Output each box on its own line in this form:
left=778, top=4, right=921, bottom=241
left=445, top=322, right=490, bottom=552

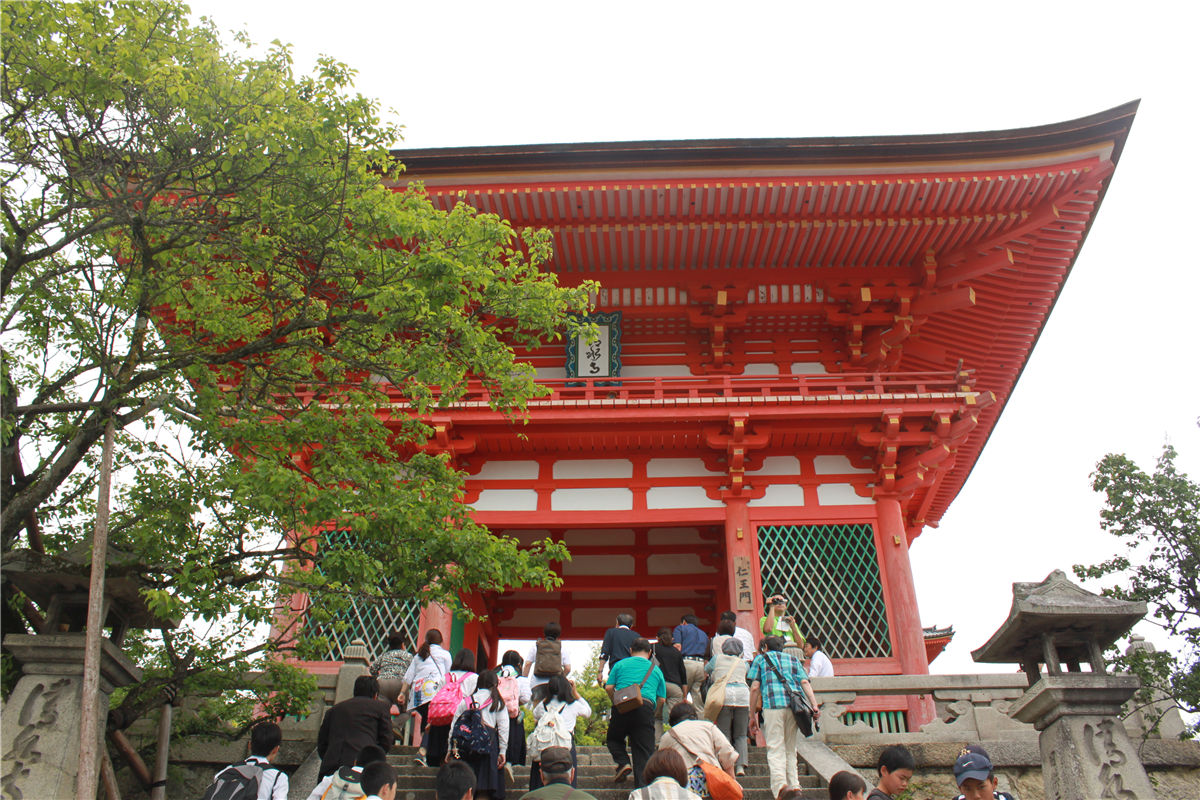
left=876, top=495, right=936, bottom=730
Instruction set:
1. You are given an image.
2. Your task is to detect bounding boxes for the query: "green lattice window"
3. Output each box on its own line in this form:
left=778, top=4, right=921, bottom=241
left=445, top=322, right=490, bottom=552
left=757, top=523, right=892, bottom=659
left=312, top=530, right=422, bottom=662
left=843, top=710, right=908, bottom=734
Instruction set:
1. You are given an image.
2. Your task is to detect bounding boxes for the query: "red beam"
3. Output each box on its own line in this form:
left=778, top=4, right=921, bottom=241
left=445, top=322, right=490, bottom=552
left=504, top=573, right=721, bottom=591
left=935, top=249, right=1014, bottom=287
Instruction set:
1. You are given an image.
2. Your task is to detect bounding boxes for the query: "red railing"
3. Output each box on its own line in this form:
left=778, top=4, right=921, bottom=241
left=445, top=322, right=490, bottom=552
left=410, top=370, right=975, bottom=408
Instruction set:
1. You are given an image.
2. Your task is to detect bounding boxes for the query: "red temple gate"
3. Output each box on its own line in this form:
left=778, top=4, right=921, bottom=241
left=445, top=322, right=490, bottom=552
left=302, top=103, right=1137, bottom=731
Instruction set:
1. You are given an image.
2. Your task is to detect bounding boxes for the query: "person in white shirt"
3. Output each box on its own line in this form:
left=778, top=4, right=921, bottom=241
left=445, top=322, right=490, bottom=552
left=524, top=621, right=572, bottom=703
left=426, top=649, right=479, bottom=768
left=449, top=669, right=510, bottom=799
left=405, top=629, right=454, bottom=760
left=210, top=722, right=288, bottom=800
left=720, top=611, right=757, bottom=663
left=803, top=635, right=834, bottom=678
left=497, top=650, right=532, bottom=783
left=528, top=673, right=592, bottom=792
left=303, top=744, right=386, bottom=800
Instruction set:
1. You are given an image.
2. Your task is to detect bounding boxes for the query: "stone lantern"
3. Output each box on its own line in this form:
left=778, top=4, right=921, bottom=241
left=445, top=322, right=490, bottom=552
left=973, top=569, right=1156, bottom=799
left=1, top=549, right=176, bottom=800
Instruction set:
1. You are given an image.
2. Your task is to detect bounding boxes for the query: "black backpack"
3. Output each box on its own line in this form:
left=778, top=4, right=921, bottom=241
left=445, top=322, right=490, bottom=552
left=450, top=699, right=493, bottom=757
left=201, top=760, right=274, bottom=800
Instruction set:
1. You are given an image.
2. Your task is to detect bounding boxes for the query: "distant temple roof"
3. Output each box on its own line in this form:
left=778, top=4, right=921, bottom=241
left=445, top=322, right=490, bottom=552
left=924, top=624, right=955, bottom=665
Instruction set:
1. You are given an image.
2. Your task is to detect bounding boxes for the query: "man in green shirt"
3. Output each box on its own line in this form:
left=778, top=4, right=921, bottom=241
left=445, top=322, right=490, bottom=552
left=518, top=747, right=598, bottom=800
left=760, top=594, right=805, bottom=653
left=604, top=637, right=666, bottom=787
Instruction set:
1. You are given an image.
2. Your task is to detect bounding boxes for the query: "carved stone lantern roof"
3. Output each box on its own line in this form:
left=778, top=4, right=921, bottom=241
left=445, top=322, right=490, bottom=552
left=972, top=569, right=1145, bottom=683
left=2, top=548, right=178, bottom=645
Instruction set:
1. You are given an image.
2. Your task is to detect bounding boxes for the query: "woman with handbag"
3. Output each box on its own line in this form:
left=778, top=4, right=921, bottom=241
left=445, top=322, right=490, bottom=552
left=658, top=704, right=741, bottom=800
left=404, top=629, right=452, bottom=765
left=703, top=638, right=750, bottom=776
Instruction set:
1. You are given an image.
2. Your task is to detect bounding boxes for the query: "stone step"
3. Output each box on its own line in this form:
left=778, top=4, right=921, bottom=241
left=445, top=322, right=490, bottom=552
left=387, top=755, right=821, bottom=799
left=398, top=792, right=823, bottom=800
left=389, top=744, right=789, bottom=765
left=387, top=744, right=823, bottom=799
left=389, top=760, right=785, bottom=778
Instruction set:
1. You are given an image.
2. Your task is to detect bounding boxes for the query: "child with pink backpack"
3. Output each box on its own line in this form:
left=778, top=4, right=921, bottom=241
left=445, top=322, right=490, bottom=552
left=496, top=650, right=532, bottom=784
left=423, top=648, right=478, bottom=767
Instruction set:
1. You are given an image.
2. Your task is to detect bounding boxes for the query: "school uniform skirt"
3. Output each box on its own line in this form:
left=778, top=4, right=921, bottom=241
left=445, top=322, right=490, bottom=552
left=506, top=712, right=526, bottom=766
left=426, top=724, right=451, bottom=767
left=465, top=727, right=504, bottom=798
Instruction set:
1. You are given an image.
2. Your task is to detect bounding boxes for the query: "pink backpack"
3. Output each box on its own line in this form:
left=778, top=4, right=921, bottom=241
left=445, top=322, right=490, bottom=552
left=497, top=675, right=520, bottom=719
left=427, top=672, right=470, bottom=725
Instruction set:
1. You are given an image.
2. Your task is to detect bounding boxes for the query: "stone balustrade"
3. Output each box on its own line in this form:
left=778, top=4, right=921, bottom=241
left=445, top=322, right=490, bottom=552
left=813, top=673, right=1046, bottom=744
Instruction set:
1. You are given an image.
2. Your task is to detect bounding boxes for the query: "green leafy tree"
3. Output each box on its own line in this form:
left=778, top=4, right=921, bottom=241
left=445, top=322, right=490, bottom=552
left=1073, top=444, right=1199, bottom=737
left=2, top=0, right=592, bottom=734
left=573, top=646, right=612, bottom=745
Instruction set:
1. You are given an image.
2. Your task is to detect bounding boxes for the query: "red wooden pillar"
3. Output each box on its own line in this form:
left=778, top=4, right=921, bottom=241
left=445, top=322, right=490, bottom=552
left=418, top=603, right=454, bottom=649
left=723, top=497, right=763, bottom=646
left=482, top=624, right=500, bottom=669
left=875, top=495, right=935, bottom=729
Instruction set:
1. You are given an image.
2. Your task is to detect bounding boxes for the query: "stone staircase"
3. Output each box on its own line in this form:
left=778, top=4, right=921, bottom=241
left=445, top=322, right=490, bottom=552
left=390, top=744, right=825, bottom=800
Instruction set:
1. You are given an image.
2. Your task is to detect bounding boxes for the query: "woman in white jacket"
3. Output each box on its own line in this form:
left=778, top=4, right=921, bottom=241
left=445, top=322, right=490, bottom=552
left=450, top=668, right=510, bottom=799
left=528, top=674, right=591, bottom=791
left=403, top=630, right=453, bottom=762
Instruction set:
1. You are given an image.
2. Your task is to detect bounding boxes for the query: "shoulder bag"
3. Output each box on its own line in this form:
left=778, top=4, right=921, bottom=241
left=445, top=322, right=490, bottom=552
left=612, top=659, right=657, bottom=713
left=665, top=728, right=743, bottom=800
left=703, top=656, right=741, bottom=722
left=763, top=653, right=815, bottom=737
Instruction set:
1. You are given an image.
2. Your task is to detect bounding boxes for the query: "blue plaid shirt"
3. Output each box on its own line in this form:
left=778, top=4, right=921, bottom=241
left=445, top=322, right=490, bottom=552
left=747, top=650, right=809, bottom=709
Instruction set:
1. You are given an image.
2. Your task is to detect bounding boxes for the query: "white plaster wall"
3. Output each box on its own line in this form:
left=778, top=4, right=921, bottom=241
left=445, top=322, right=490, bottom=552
left=573, top=608, right=627, bottom=629
left=563, top=529, right=636, bottom=546
left=472, top=460, right=540, bottom=480
left=563, top=554, right=636, bottom=575
left=746, top=456, right=801, bottom=475
left=550, top=487, right=634, bottom=510
left=646, top=486, right=725, bottom=509
left=747, top=484, right=806, bottom=507
left=816, top=483, right=875, bottom=506
left=620, top=364, right=695, bottom=377
left=742, top=363, right=780, bottom=375
left=646, top=553, right=716, bottom=575
left=472, top=489, right=539, bottom=511
left=535, top=366, right=568, bottom=380
left=647, top=459, right=724, bottom=478
left=553, top=459, right=633, bottom=479
left=813, top=455, right=874, bottom=475
left=791, top=361, right=828, bottom=374
left=646, top=527, right=704, bottom=545
left=508, top=607, right=561, bottom=627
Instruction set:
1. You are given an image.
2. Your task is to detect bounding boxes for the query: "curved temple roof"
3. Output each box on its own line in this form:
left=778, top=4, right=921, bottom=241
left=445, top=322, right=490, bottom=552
left=387, top=103, right=1138, bottom=527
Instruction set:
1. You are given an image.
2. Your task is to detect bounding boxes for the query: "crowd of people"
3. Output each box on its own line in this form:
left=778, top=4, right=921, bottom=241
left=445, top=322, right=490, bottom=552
left=205, top=596, right=1016, bottom=800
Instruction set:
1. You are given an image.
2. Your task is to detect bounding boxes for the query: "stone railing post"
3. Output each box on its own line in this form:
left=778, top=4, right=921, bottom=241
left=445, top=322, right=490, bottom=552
left=1, top=634, right=141, bottom=800
left=333, top=639, right=372, bottom=703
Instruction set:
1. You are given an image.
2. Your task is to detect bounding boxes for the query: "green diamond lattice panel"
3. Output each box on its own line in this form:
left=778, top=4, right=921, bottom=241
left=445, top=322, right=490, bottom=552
left=843, top=710, right=908, bottom=734
left=757, top=524, right=892, bottom=659
left=314, top=530, right=422, bottom=662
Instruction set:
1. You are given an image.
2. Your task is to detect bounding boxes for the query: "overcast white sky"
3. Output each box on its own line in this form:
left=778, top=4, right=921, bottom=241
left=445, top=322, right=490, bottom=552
left=187, top=0, right=1200, bottom=673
